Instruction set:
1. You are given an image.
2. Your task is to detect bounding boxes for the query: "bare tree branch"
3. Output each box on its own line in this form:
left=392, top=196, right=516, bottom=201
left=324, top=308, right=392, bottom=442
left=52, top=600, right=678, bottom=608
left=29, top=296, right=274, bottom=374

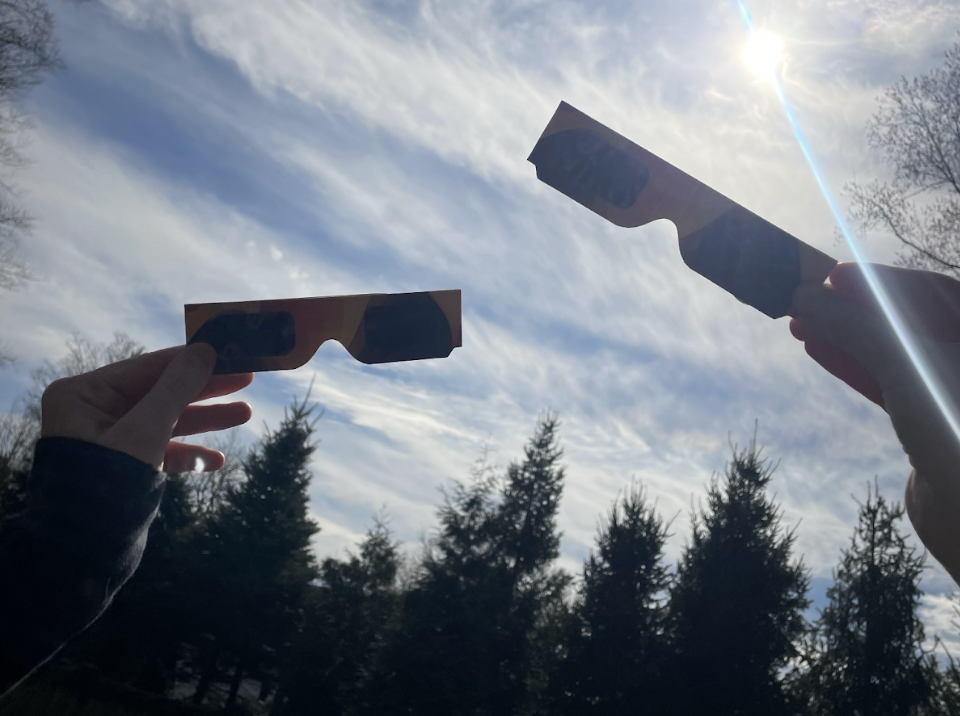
left=847, top=41, right=960, bottom=274
left=23, top=331, right=145, bottom=423
left=0, top=0, right=60, bottom=295
left=188, top=428, right=248, bottom=517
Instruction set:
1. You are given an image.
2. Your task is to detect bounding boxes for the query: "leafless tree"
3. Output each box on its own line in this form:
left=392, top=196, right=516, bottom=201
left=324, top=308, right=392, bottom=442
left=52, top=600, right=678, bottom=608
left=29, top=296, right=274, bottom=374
left=845, top=42, right=960, bottom=276
left=12, top=329, right=144, bottom=461
left=23, top=330, right=144, bottom=420
left=0, top=0, right=62, bottom=292
left=0, top=331, right=142, bottom=508
left=189, top=427, right=248, bottom=517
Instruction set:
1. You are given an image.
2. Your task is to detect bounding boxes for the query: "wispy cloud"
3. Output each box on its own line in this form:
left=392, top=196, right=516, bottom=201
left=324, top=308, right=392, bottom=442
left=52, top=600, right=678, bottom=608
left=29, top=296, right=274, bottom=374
left=1, top=0, right=958, bottom=633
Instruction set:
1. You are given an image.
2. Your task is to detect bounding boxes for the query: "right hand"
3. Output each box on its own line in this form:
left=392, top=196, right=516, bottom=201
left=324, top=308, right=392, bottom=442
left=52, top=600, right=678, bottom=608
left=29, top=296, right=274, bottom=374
left=790, top=263, right=960, bottom=584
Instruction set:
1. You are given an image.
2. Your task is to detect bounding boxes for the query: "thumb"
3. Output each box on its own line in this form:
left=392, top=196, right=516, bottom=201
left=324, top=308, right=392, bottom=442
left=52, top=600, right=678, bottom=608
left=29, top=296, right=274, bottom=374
left=102, top=343, right=217, bottom=467
left=792, top=282, right=905, bottom=384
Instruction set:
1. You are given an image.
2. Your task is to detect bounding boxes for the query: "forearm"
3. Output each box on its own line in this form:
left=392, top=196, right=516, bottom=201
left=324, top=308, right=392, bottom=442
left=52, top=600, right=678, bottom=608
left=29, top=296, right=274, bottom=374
left=0, top=438, right=164, bottom=695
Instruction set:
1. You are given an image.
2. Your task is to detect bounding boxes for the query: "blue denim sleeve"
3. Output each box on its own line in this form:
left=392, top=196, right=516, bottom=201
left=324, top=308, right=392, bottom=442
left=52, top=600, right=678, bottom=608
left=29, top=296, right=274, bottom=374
left=0, top=437, right=164, bottom=696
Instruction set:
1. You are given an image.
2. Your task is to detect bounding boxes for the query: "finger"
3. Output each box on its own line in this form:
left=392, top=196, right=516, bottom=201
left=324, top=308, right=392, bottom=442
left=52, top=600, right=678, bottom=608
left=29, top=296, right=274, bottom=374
left=789, top=317, right=815, bottom=342
left=83, top=346, right=184, bottom=405
left=830, top=262, right=940, bottom=300
left=792, top=282, right=902, bottom=381
left=81, top=349, right=250, bottom=406
left=827, top=262, right=873, bottom=303
left=802, top=334, right=886, bottom=408
left=102, top=343, right=218, bottom=467
left=792, top=315, right=885, bottom=406
left=194, top=373, right=254, bottom=403
left=163, top=440, right=226, bottom=473
left=829, top=263, right=960, bottom=341
left=172, top=402, right=253, bottom=437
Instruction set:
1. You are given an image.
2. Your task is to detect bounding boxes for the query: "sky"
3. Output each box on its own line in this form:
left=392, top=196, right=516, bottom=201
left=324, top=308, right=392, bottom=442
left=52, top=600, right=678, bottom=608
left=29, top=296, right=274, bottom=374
left=1, top=0, right=960, bottom=644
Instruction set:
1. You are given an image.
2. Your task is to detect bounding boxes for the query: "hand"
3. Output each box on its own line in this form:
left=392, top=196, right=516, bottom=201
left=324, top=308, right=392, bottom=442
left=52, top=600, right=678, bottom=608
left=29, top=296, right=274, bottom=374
left=40, top=343, right=253, bottom=473
left=790, top=263, right=960, bottom=583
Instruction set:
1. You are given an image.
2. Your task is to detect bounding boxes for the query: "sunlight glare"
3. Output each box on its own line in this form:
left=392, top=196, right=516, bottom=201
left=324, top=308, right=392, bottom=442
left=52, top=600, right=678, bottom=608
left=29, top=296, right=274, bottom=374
left=735, top=0, right=960, bottom=451
left=743, top=30, right=783, bottom=79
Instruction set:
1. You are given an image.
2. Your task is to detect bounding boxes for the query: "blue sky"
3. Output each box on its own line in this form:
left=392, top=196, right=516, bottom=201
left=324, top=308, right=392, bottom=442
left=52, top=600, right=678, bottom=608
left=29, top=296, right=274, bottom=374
left=1, top=0, right=960, bottom=640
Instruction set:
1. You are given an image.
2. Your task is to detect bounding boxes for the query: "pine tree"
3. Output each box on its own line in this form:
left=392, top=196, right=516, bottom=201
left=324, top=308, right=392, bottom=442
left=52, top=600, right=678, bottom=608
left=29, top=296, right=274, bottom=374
left=800, top=481, right=937, bottom=716
left=551, top=484, right=670, bottom=716
left=930, top=649, right=960, bottom=716
left=667, top=439, right=809, bottom=716
left=372, top=412, right=569, bottom=716
left=189, top=395, right=321, bottom=709
left=271, top=518, right=402, bottom=716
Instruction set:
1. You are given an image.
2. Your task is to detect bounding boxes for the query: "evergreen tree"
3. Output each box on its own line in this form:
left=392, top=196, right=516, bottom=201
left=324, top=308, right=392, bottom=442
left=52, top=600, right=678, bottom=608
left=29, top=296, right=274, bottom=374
left=190, top=396, right=321, bottom=709
left=800, top=481, right=936, bottom=716
left=667, top=439, right=809, bottom=716
left=372, top=413, right=569, bottom=716
left=272, top=518, right=402, bottom=715
left=930, top=649, right=960, bottom=716
left=551, top=484, right=670, bottom=716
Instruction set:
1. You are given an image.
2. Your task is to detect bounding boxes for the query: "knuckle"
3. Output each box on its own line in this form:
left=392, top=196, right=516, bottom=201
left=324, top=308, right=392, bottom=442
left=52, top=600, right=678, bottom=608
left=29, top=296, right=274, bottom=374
left=41, top=377, right=73, bottom=410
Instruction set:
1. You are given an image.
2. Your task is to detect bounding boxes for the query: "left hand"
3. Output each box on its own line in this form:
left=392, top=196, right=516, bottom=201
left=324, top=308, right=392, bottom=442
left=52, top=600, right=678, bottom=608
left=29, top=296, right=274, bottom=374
left=40, top=343, right=253, bottom=472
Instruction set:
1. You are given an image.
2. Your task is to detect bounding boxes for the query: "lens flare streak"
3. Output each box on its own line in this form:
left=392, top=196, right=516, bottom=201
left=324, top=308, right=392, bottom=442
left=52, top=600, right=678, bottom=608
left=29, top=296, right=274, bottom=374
left=735, top=0, right=960, bottom=448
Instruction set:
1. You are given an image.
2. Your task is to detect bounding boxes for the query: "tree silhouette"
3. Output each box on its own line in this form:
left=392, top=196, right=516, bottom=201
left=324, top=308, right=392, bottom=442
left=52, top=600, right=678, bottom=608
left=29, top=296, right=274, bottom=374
left=551, top=484, right=671, bottom=716
left=189, top=396, right=320, bottom=709
left=0, top=0, right=63, bottom=303
left=272, top=518, right=401, bottom=716
left=800, top=481, right=937, bottom=716
left=845, top=42, right=960, bottom=275
left=667, top=439, right=809, bottom=716
left=371, top=413, right=569, bottom=716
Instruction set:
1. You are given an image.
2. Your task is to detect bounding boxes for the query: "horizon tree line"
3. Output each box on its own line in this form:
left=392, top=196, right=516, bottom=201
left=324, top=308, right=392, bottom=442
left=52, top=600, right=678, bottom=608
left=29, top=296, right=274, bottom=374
left=0, top=333, right=958, bottom=716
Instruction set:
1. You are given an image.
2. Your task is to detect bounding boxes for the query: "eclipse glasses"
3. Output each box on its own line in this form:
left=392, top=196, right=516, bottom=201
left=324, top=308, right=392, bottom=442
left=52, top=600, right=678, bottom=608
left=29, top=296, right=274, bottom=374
left=185, top=101, right=832, bottom=375
left=185, top=290, right=461, bottom=375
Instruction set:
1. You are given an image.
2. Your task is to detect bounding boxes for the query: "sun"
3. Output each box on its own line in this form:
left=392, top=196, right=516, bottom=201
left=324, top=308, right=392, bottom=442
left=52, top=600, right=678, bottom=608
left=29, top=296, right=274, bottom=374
left=743, top=30, right=783, bottom=79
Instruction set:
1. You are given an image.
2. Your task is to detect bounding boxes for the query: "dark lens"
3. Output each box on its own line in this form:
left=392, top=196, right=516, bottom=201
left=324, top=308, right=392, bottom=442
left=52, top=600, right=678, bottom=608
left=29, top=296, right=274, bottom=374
left=190, top=310, right=296, bottom=372
left=529, top=128, right=649, bottom=209
left=354, top=294, right=452, bottom=364
left=682, top=208, right=802, bottom=319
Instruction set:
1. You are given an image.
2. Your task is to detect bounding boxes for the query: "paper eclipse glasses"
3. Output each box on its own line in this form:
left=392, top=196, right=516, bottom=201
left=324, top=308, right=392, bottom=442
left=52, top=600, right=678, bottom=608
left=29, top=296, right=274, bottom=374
left=183, top=102, right=832, bottom=375
left=528, top=101, right=837, bottom=319
left=185, top=290, right=461, bottom=375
